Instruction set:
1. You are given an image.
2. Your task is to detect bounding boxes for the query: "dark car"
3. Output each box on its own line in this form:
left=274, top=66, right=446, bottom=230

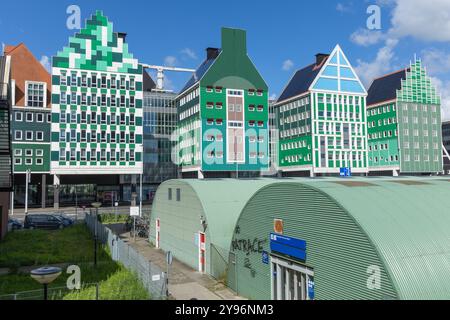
left=54, top=214, right=75, bottom=226
left=24, top=214, right=65, bottom=230
left=8, top=218, right=23, bottom=231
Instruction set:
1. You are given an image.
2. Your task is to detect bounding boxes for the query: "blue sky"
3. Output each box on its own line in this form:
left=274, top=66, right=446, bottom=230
left=1, top=0, right=450, bottom=119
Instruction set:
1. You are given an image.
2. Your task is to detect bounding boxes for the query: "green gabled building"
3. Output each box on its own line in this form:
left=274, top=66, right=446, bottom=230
left=366, top=58, right=443, bottom=175
left=176, top=28, right=269, bottom=178
left=275, top=45, right=368, bottom=177
left=51, top=11, right=143, bottom=206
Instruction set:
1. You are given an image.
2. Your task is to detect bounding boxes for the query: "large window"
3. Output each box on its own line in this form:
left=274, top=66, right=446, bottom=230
left=26, top=81, right=46, bottom=107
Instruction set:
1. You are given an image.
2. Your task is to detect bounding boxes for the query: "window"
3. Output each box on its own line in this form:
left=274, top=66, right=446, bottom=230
left=81, top=111, right=87, bottom=123
left=25, top=131, right=33, bottom=141
left=101, top=94, right=106, bottom=106
left=130, top=78, right=135, bottom=90
left=81, top=93, right=87, bottom=105
left=101, top=131, right=106, bottom=142
left=81, top=130, right=87, bottom=142
left=130, top=132, right=135, bottom=143
left=80, top=148, right=86, bottom=161
left=91, top=111, right=97, bottom=124
left=60, top=92, right=67, bottom=104
left=70, top=110, right=77, bottom=123
left=91, top=93, right=97, bottom=106
left=130, top=113, right=135, bottom=125
left=36, top=131, right=44, bottom=141
left=36, top=158, right=43, bottom=165
left=70, top=148, right=76, bottom=161
left=26, top=112, right=33, bottom=122
left=70, top=129, right=77, bottom=142
left=130, top=96, right=135, bottom=107
left=92, top=74, right=97, bottom=88
left=111, top=76, right=117, bottom=89
left=59, top=130, right=65, bottom=142
left=91, top=149, right=97, bottom=161
left=47, top=113, right=52, bottom=123
left=60, top=72, right=67, bottom=86
left=110, top=149, right=116, bottom=161
left=120, top=149, right=125, bottom=161
left=15, top=112, right=23, bottom=122
left=120, top=95, right=125, bottom=107
left=120, top=131, right=125, bottom=143
left=120, top=77, right=126, bottom=89
left=111, top=131, right=116, bottom=143
left=101, top=75, right=107, bottom=88
left=25, top=149, right=33, bottom=157
left=111, top=113, right=116, bottom=124
left=176, top=188, right=181, bottom=201
left=101, top=149, right=106, bottom=161
left=101, top=112, right=106, bottom=124
left=81, top=74, right=87, bottom=87
left=14, top=149, right=22, bottom=157
left=25, top=158, right=33, bottom=165
left=91, top=130, right=97, bottom=142
left=71, top=92, right=77, bottom=104
left=120, top=113, right=126, bottom=125
left=130, top=149, right=135, bottom=161
left=36, top=113, right=44, bottom=122
left=14, top=158, right=22, bottom=165
left=26, top=82, right=46, bottom=107
left=111, top=95, right=116, bottom=107
left=168, top=188, right=172, bottom=200
left=59, top=148, right=66, bottom=161
left=70, top=73, right=77, bottom=86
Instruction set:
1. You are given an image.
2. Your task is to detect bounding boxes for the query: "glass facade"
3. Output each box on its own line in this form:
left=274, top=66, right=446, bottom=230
left=122, top=90, right=178, bottom=195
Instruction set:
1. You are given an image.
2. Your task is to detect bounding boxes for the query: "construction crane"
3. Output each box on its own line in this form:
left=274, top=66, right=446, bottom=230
left=142, top=64, right=196, bottom=91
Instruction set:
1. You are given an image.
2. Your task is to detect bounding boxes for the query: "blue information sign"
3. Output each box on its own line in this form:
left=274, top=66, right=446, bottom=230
left=262, top=251, right=269, bottom=264
left=269, top=233, right=307, bottom=261
left=340, top=167, right=352, bottom=177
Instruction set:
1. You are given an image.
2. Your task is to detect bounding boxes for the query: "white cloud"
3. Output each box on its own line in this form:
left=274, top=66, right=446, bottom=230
left=336, top=3, right=352, bottom=13
left=40, top=55, right=51, bottom=72
left=181, top=48, right=197, bottom=60
left=282, top=59, right=294, bottom=71
left=350, top=28, right=385, bottom=47
left=164, top=55, right=177, bottom=67
left=421, top=49, right=450, bottom=75
left=430, top=76, right=450, bottom=121
left=354, top=38, right=398, bottom=86
left=390, top=0, right=450, bottom=42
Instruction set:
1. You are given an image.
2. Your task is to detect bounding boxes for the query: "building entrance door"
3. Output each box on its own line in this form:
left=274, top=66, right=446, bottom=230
left=270, top=255, right=314, bottom=300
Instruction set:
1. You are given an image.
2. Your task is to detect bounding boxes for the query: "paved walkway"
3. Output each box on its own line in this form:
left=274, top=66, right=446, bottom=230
left=119, top=234, right=245, bottom=300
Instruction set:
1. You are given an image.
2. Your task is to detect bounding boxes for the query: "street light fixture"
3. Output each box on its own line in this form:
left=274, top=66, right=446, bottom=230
left=30, top=266, right=62, bottom=300
left=91, top=202, right=102, bottom=267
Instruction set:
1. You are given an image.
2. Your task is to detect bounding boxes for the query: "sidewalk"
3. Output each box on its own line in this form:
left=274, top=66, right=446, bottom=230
left=120, top=234, right=245, bottom=300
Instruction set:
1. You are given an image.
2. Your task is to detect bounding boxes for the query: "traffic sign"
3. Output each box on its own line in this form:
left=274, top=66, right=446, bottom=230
left=130, top=206, right=140, bottom=216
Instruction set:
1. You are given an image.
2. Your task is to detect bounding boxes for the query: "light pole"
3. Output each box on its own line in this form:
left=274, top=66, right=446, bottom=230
left=91, top=202, right=102, bottom=267
left=30, top=266, right=62, bottom=300
left=25, top=169, right=31, bottom=215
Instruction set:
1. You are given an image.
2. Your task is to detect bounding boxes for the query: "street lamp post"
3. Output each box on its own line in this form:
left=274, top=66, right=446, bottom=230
left=91, top=202, right=102, bottom=267
left=30, top=266, right=62, bottom=300
left=25, top=169, right=31, bottom=215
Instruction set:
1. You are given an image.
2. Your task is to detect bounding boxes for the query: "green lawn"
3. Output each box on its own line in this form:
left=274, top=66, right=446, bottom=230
left=0, top=224, right=110, bottom=268
left=0, top=224, right=150, bottom=300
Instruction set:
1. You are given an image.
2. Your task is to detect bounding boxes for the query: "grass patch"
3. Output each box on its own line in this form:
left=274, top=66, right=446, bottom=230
left=98, top=213, right=129, bottom=224
left=0, top=224, right=110, bottom=268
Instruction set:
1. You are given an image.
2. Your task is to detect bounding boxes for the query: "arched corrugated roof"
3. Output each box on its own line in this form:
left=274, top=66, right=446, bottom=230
left=171, top=177, right=450, bottom=299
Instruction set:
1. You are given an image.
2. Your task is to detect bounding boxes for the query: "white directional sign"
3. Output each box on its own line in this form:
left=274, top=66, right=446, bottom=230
left=130, top=206, right=140, bottom=216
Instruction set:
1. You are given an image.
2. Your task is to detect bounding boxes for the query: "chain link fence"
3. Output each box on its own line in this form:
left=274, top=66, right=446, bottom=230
left=85, top=213, right=167, bottom=299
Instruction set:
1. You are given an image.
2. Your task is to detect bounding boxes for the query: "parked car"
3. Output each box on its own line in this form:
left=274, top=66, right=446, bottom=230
left=8, top=218, right=23, bottom=231
left=24, top=214, right=65, bottom=230
left=54, top=213, right=75, bottom=226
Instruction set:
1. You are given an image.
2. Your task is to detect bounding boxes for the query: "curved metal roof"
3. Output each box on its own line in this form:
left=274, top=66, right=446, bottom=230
left=174, top=177, right=450, bottom=299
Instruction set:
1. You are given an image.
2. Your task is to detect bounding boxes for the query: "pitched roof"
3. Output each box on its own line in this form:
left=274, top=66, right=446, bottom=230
left=180, top=53, right=220, bottom=93
left=367, top=69, right=407, bottom=106
left=277, top=62, right=324, bottom=103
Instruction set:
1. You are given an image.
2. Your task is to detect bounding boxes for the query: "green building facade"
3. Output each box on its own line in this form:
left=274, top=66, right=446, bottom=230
left=176, top=28, right=269, bottom=178
left=51, top=11, right=143, bottom=176
left=367, top=59, right=443, bottom=175
left=275, top=45, right=368, bottom=177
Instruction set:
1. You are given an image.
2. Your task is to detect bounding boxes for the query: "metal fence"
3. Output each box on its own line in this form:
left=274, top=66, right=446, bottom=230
left=84, top=213, right=167, bottom=299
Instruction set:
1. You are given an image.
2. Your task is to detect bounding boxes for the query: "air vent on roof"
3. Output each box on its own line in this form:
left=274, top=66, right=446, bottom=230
left=206, top=48, right=220, bottom=60
left=315, top=53, right=329, bottom=66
